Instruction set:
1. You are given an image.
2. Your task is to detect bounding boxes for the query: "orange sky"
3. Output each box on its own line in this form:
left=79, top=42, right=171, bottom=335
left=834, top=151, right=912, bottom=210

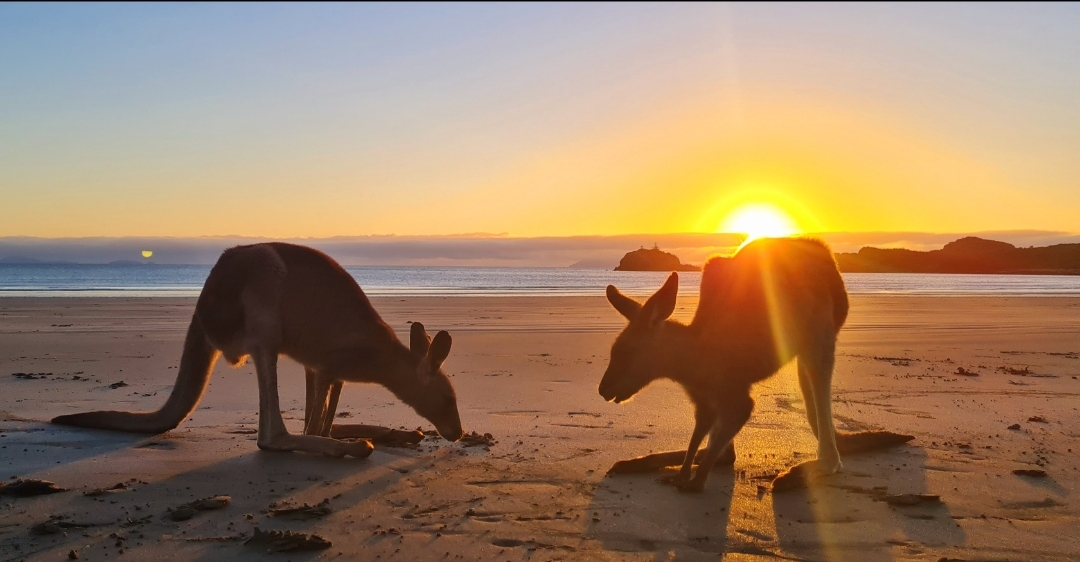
left=2, top=4, right=1077, bottom=239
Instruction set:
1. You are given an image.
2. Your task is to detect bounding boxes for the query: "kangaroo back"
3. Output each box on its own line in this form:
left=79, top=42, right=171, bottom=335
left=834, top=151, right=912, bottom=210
left=692, top=237, right=847, bottom=339
left=51, top=313, right=219, bottom=434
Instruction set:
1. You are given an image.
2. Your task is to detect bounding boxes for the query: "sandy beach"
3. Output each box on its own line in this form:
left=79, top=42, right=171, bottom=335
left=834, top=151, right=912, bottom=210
left=1, top=294, right=1079, bottom=561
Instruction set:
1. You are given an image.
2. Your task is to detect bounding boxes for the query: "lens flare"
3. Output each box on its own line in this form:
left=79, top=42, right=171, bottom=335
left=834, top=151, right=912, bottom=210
left=718, top=203, right=800, bottom=243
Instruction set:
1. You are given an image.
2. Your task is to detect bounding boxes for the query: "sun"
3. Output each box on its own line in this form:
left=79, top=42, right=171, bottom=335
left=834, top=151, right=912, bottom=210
left=718, top=203, right=800, bottom=243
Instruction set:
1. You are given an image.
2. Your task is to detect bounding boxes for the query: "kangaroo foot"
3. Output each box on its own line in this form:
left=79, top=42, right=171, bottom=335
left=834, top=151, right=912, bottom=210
left=329, top=424, right=424, bottom=445
left=607, top=451, right=686, bottom=475
left=818, top=454, right=842, bottom=475
left=258, top=433, right=374, bottom=459
left=835, top=430, right=914, bottom=455
left=607, top=446, right=736, bottom=476
left=256, top=436, right=293, bottom=453
left=342, top=439, right=375, bottom=459
left=772, top=459, right=836, bottom=492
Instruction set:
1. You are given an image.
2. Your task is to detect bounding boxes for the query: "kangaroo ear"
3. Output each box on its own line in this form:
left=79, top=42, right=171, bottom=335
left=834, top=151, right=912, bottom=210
left=641, top=272, right=678, bottom=326
left=428, top=330, right=452, bottom=369
left=606, top=285, right=642, bottom=321
left=410, top=322, right=431, bottom=356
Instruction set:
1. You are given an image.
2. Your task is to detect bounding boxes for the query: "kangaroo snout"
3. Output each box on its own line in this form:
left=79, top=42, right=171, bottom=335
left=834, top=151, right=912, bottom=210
left=438, top=424, right=465, bottom=442
left=598, top=371, right=625, bottom=403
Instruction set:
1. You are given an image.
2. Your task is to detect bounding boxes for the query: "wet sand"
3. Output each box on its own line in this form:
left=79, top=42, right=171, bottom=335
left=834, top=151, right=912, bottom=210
left=1, top=295, right=1079, bottom=561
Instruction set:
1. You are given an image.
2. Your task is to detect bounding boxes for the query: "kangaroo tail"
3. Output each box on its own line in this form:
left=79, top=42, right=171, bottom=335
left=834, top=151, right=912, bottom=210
left=51, top=314, right=219, bottom=434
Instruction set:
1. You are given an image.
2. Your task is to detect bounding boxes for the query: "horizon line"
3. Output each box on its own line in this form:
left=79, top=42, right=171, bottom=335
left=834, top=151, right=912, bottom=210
left=1, top=228, right=1077, bottom=242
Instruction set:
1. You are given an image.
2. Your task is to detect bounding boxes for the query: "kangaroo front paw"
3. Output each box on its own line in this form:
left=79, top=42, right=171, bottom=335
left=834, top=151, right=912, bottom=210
left=657, top=472, right=690, bottom=487
left=675, top=478, right=706, bottom=494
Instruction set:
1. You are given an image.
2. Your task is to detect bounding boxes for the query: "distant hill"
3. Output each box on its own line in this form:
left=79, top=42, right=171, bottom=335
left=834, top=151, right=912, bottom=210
left=835, top=237, right=1080, bottom=274
left=615, top=246, right=700, bottom=272
left=567, top=258, right=615, bottom=269
left=0, top=256, right=77, bottom=265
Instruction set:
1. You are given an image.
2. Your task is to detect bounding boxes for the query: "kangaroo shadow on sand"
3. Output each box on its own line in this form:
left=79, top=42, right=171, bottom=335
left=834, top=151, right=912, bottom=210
left=584, top=468, right=740, bottom=559
left=771, top=445, right=965, bottom=561
left=0, top=420, right=149, bottom=477
left=583, top=444, right=963, bottom=561
left=2, top=423, right=431, bottom=561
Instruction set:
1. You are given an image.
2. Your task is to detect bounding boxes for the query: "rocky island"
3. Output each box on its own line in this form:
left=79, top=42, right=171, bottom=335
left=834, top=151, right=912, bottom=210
left=614, top=245, right=700, bottom=272
left=835, top=236, right=1080, bottom=274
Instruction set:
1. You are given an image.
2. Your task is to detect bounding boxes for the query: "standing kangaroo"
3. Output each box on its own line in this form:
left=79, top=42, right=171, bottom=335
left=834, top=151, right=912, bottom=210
left=599, top=237, right=848, bottom=492
left=52, top=243, right=465, bottom=457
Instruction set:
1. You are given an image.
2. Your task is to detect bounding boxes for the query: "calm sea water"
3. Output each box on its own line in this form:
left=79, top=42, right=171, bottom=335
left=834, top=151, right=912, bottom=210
left=0, top=265, right=1079, bottom=297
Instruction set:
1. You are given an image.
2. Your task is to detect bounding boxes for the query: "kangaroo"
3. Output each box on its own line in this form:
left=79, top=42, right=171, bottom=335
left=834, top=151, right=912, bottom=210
left=52, top=242, right=465, bottom=457
left=599, top=237, right=848, bottom=492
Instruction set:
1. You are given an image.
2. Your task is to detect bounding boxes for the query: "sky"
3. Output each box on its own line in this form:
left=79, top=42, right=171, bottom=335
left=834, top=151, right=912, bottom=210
left=2, top=3, right=1078, bottom=240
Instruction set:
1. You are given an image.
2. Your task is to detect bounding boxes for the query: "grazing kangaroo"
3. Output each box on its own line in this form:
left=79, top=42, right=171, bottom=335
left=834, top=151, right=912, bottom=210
left=52, top=243, right=465, bottom=457
left=599, top=237, right=848, bottom=492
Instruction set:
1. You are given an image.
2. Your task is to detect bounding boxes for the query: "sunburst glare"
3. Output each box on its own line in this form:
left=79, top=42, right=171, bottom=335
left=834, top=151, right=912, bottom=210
left=718, top=203, right=800, bottom=243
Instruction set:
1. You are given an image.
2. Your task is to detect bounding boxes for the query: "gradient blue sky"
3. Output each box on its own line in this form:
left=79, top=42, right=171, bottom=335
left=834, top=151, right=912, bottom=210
left=2, top=3, right=1078, bottom=238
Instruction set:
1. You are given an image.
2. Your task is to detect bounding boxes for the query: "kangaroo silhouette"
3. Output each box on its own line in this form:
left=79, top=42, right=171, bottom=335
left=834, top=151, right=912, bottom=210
left=600, top=237, right=848, bottom=492
left=53, top=243, right=464, bottom=457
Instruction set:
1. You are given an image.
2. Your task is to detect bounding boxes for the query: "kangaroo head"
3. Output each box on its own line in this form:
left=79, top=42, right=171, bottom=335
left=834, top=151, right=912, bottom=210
left=599, top=272, right=679, bottom=404
left=407, top=322, right=464, bottom=442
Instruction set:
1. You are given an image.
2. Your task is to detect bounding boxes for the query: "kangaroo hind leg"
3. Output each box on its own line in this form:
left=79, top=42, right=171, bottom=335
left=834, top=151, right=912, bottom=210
left=303, top=369, right=340, bottom=437
left=318, top=381, right=343, bottom=437
left=802, top=331, right=841, bottom=474
left=797, top=358, right=819, bottom=439
left=253, top=348, right=372, bottom=459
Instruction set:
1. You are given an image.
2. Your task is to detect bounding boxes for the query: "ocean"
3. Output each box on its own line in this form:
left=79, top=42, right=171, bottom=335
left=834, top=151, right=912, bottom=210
left=1, top=264, right=1079, bottom=298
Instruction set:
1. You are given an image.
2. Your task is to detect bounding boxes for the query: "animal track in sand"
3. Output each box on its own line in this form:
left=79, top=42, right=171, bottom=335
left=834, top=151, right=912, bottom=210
left=135, top=440, right=177, bottom=450
left=488, top=410, right=544, bottom=417
left=1000, top=497, right=1065, bottom=509
left=466, top=478, right=565, bottom=488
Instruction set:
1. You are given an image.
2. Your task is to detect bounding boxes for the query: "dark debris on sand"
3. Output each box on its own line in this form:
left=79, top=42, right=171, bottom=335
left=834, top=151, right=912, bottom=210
left=459, top=431, right=496, bottom=448
left=245, top=527, right=332, bottom=553
left=30, top=516, right=100, bottom=535
left=882, top=493, right=941, bottom=506
left=1013, top=468, right=1048, bottom=478
left=11, top=372, right=52, bottom=380
left=0, top=479, right=67, bottom=497
left=268, top=499, right=332, bottom=520
left=84, top=482, right=129, bottom=497
left=167, top=495, right=231, bottom=521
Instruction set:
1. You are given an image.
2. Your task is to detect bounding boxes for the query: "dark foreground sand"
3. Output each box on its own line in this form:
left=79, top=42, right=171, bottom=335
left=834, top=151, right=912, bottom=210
left=1, top=295, right=1079, bottom=561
